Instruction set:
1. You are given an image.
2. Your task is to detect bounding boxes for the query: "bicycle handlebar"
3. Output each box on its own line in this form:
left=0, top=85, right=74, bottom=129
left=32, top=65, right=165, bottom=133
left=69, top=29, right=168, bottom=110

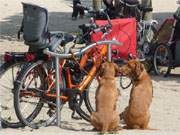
left=80, top=9, right=112, bottom=37
left=43, top=40, right=122, bottom=58
left=91, top=10, right=112, bottom=27
left=119, top=0, right=138, bottom=7
left=81, top=4, right=112, bottom=27
left=93, top=23, right=112, bottom=33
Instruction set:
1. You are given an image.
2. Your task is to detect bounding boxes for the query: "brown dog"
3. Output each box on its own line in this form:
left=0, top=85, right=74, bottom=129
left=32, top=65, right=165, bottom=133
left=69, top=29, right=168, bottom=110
left=119, top=60, right=153, bottom=129
left=90, top=62, right=121, bottom=133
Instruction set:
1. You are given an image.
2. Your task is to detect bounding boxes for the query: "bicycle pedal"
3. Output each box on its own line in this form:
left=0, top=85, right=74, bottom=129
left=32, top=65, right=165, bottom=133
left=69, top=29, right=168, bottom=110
left=47, top=109, right=55, bottom=117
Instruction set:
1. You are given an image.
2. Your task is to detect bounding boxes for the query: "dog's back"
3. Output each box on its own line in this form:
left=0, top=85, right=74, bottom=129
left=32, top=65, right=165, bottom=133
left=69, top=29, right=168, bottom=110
left=96, top=77, right=118, bottom=111
left=120, top=60, right=153, bottom=129
left=129, top=71, right=152, bottom=116
left=90, top=62, right=121, bottom=132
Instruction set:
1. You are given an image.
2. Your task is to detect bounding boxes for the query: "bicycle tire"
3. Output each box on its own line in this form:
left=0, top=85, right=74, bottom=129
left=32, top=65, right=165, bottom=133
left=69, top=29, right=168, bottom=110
left=145, top=25, right=158, bottom=73
left=138, top=23, right=157, bottom=73
left=13, top=60, right=64, bottom=129
left=83, top=79, right=97, bottom=114
left=0, top=61, right=25, bottom=128
left=153, top=43, right=172, bottom=76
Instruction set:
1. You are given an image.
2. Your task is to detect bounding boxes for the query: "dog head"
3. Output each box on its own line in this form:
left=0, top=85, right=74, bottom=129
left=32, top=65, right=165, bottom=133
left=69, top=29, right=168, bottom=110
left=99, top=62, right=119, bottom=78
left=119, top=60, right=144, bottom=80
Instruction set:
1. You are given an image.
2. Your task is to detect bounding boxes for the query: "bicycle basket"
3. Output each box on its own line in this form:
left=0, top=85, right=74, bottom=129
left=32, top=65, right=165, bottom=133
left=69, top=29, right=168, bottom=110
left=20, top=3, right=50, bottom=50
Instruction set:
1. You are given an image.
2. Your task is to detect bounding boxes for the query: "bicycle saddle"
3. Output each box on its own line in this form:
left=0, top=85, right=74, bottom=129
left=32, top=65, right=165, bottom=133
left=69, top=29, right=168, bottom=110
left=121, top=0, right=139, bottom=6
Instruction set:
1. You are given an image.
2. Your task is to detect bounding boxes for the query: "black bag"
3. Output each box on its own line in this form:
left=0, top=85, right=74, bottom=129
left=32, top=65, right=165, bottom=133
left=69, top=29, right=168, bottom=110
left=18, top=3, right=50, bottom=50
left=175, top=40, right=180, bottom=65
left=174, top=20, right=180, bottom=40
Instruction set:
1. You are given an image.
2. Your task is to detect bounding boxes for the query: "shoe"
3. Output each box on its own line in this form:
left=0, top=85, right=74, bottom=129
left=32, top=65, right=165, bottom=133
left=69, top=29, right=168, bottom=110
left=79, top=15, right=84, bottom=19
left=72, top=17, right=77, bottom=20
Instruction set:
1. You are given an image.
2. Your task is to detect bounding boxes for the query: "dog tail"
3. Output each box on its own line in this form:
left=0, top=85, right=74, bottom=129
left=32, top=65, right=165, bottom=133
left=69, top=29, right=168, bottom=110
left=146, top=127, right=159, bottom=130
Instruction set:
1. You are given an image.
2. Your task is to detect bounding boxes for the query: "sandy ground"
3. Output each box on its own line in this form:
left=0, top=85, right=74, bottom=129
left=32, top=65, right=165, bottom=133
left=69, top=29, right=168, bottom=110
left=0, top=0, right=180, bottom=135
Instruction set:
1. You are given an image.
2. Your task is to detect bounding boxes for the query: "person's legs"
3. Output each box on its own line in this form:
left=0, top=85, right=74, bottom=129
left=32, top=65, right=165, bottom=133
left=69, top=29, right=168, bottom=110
left=79, top=7, right=84, bottom=18
left=72, top=7, right=78, bottom=19
left=141, top=0, right=153, bottom=20
left=72, top=1, right=79, bottom=20
left=93, top=0, right=102, bottom=11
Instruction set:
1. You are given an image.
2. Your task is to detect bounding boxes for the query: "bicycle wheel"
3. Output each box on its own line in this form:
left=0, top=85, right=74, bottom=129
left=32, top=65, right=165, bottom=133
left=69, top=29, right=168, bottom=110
left=142, top=59, right=153, bottom=73
left=119, top=75, right=132, bottom=89
left=14, top=60, right=65, bottom=129
left=143, top=25, right=158, bottom=73
left=0, top=61, right=25, bottom=128
left=153, top=44, right=172, bottom=76
left=138, top=23, right=157, bottom=73
left=83, top=78, right=98, bottom=113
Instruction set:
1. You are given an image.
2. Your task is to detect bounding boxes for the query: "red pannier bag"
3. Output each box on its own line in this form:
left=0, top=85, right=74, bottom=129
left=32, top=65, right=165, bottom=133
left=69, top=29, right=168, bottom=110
left=91, top=18, right=137, bottom=59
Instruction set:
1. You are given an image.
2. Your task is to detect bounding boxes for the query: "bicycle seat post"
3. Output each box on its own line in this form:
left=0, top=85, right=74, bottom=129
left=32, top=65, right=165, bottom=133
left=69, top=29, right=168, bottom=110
left=55, top=56, right=61, bottom=127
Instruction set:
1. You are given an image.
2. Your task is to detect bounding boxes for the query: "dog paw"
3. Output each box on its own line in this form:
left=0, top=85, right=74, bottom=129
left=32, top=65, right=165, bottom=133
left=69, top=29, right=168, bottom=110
left=115, top=126, right=122, bottom=131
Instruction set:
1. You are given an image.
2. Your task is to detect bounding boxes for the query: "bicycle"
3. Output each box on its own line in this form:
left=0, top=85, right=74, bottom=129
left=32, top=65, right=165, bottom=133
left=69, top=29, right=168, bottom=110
left=0, top=3, right=74, bottom=128
left=94, top=0, right=158, bottom=89
left=0, top=54, right=25, bottom=128
left=153, top=0, right=180, bottom=76
left=0, top=52, right=56, bottom=128
left=76, top=7, right=136, bottom=90
left=13, top=40, right=122, bottom=129
left=121, top=0, right=158, bottom=70
left=13, top=4, right=125, bottom=128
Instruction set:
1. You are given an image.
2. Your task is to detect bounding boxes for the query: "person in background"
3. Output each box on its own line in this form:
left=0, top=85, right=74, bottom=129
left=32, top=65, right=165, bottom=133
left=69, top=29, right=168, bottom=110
left=103, top=0, right=119, bottom=18
left=170, top=1, right=180, bottom=63
left=174, top=1, right=180, bottom=20
left=93, top=0, right=102, bottom=11
left=174, top=1, right=180, bottom=39
left=141, top=0, right=152, bottom=20
left=72, top=0, right=84, bottom=20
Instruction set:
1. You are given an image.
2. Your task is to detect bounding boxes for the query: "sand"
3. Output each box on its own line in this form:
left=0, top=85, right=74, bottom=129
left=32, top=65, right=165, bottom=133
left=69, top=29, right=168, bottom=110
left=0, top=0, right=180, bottom=135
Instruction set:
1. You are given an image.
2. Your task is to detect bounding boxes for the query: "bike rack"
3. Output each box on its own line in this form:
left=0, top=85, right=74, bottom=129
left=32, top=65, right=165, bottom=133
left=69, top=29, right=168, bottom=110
left=55, top=57, right=61, bottom=127
left=43, top=40, right=122, bottom=127
left=0, top=53, right=3, bottom=129
left=107, top=43, right=112, bottom=62
left=0, top=104, right=1, bottom=129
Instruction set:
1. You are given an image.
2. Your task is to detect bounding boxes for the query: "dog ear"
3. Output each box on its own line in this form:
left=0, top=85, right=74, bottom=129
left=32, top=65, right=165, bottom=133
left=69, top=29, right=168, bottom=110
left=99, top=63, right=105, bottom=77
left=135, top=61, right=144, bottom=76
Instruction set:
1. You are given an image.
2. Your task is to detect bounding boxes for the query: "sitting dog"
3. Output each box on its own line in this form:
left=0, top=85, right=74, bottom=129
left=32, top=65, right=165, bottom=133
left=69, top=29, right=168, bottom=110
left=119, top=60, right=153, bottom=129
left=90, top=62, right=121, bottom=133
